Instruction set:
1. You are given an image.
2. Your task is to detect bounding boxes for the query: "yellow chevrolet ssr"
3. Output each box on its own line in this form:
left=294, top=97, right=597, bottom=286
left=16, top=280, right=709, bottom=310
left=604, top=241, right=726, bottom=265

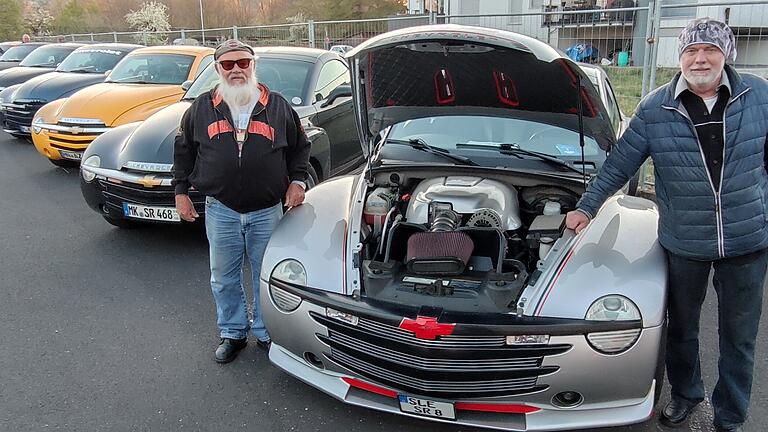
left=31, top=45, right=214, bottom=166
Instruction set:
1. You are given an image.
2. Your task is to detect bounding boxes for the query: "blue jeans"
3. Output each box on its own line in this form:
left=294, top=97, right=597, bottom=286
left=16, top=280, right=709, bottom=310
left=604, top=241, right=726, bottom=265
left=205, top=197, right=282, bottom=341
left=665, top=248, right=768, bottom=429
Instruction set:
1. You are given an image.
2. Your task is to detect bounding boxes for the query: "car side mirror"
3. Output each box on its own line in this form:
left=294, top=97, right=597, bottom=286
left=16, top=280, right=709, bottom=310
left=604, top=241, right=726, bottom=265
left=320, top=85, right=352, bottom=108
left=103, top=69, right=111, bottom=77
left=181, top=80, right=193, bottom=91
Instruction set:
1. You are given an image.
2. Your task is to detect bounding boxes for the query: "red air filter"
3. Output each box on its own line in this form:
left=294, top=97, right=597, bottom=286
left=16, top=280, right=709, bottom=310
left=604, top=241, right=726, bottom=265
left=406, top=231, right=474, bottom=276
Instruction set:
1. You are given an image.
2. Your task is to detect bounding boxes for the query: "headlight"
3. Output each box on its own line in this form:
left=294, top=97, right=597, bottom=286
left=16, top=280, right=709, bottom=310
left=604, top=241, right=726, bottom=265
left=81, top=155, right=100, bottom=182
left=269, top=259, right=306, bottom=312
left=586, top=295, right=641, bottom=321
left=585, top=295, right=641, bottom=354
left=32, top=117, right=45, bottom=133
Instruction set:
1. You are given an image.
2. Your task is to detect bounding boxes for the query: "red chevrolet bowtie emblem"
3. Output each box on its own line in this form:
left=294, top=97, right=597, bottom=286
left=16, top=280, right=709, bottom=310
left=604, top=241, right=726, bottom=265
left=399, top=316, right=455, bottom=340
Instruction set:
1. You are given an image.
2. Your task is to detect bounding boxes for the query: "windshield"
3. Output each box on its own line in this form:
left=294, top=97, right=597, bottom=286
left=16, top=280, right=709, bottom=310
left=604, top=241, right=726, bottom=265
left=107, top=54, right=194, bottom=84
left=387, top=115, right=602, bottom=158
left=19, top=46, right=76, bottom=67
left=184, top=57, right=312, bottom=105
left=1, top=44, right=43, bottom=62
left=56, top=48, right=128, bottom=73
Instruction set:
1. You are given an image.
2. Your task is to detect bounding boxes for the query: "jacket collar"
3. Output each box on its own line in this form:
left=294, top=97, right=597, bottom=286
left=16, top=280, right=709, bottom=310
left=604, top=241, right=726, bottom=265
left=664, top=65, right=747, bottom=106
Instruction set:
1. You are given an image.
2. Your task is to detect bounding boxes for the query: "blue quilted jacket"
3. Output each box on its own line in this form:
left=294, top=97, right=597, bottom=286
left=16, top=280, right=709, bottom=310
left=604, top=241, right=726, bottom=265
left=577, top=66, right=768, bottom=260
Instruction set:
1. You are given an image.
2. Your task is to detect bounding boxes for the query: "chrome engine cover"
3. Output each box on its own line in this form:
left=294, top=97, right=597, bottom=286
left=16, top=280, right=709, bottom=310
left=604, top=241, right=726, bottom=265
left=405, top=176, right=522, bottom=230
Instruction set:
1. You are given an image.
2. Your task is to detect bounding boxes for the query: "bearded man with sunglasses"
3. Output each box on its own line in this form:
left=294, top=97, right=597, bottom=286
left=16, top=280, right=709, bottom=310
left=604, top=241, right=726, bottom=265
left=173, top=39, right=311, bottom=364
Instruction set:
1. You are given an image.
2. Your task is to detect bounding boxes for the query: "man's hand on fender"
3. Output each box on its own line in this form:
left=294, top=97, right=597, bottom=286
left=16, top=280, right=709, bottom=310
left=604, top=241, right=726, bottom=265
left=565, top=210, right=590, bottom=234
left=175, top=194, right=199, bottom=222
left=284, top=183, right=305, bottom=208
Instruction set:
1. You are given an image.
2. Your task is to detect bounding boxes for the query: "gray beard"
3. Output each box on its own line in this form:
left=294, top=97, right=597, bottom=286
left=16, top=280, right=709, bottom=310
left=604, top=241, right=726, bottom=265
left=218, top=76, right=260, bottom=108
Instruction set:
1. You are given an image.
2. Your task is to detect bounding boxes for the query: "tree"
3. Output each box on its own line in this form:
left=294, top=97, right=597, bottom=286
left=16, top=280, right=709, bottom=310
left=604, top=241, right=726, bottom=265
left=54, top=0, right=98, bottom=34
left=24, top=3, right=55, bottom=36
left=0, top=0, right=26, bottom=41
left=125, top=1, right=171, bottom=44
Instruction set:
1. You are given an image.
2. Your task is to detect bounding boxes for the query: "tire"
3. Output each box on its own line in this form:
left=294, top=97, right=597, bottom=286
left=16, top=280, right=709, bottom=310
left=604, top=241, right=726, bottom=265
left=102, top=215, right=140, bottom=229
left=306, top=164, right=319, bottom=189
left=49, top=158, right=79, bottom=168
left=653, top=319, right=668, bottom=407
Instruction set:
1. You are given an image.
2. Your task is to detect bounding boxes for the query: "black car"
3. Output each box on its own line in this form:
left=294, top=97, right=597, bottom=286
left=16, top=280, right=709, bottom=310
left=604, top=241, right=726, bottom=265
left=0, top=42, right=47, bottom=72
left=0, top=43, right=142, bottom=137
left=0, top=43, right=83, bottom=92
left=80, top=47, right=362, bottom=227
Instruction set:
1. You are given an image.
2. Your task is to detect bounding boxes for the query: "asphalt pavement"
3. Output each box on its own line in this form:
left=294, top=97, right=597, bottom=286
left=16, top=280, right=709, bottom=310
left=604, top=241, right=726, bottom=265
left=0, top=133, right=765, bottom=432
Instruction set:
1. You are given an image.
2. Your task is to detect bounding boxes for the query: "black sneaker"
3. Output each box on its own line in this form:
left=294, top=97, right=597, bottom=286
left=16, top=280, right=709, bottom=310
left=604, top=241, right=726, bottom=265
left=256, top=338, right=272, bottom=352
left=214, top=338, right=247, bottom=364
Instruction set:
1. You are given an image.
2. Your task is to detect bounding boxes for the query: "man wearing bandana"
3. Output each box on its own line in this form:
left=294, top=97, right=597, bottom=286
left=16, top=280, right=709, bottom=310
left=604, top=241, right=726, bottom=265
left=173, top=40, right=310, bottom=364
left=566, top=18, right=768, bottom=432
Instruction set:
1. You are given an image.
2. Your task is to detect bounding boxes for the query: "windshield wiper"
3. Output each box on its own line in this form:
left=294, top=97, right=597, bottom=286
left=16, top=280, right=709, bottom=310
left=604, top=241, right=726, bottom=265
left=387, top=138, right=478, bottom=166
left=25, top=63, right=55, bottom=68
left=455, top=142, right=585, bottom=175
left=65, top=67, right=97, bottom=73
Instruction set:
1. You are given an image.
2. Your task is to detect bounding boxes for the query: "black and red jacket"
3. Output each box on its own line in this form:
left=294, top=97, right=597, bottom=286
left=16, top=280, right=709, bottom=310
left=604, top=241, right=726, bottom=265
left=173, top=84, right=310, bottom=213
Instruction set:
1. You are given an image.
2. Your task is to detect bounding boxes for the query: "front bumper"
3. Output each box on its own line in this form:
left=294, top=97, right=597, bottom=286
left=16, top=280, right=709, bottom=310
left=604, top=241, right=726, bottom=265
left=31, top=123, right=110, bottom=161
left=80, top=165, right=205, bottom=223
left=262, top=279, right=661, bottom=431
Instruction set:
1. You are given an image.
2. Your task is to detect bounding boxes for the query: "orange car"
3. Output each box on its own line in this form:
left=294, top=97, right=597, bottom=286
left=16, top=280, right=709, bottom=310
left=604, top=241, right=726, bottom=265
left=31, top=45, right=213, bottom=166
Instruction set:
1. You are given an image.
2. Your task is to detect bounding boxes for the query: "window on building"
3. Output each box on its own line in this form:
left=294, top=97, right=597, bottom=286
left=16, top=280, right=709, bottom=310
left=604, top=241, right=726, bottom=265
left=661, top=0, right=696, bottom=19
left=509, top=0, right=523, bottom=24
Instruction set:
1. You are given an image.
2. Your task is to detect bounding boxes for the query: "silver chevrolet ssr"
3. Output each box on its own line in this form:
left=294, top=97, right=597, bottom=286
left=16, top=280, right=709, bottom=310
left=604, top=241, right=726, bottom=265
left=259, top=24, right=665, bottom=431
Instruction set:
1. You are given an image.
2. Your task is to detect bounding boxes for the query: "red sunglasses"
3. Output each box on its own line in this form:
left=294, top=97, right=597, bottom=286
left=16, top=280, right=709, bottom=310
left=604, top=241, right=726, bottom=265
left=217, top=58, right=252, bottom=71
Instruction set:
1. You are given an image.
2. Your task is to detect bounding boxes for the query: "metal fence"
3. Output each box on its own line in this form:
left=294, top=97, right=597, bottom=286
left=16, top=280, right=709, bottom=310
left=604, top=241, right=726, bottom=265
left=35, top=0, right=768, bottom=190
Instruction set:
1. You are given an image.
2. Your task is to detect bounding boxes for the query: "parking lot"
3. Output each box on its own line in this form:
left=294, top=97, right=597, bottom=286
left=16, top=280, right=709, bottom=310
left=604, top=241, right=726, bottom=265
left=1, top=132, right=765, bottom=432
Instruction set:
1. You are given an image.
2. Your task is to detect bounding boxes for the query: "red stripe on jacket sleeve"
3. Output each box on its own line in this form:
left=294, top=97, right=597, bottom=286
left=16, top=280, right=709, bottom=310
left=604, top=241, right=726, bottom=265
left=248, top=120, right=275, bottom=141
left=207, top=120, right=234, bottom=139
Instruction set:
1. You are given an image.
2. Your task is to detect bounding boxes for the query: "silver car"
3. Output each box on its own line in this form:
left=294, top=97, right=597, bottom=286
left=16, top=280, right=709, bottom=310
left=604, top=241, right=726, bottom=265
left=260, top=24, right=665, bottom=431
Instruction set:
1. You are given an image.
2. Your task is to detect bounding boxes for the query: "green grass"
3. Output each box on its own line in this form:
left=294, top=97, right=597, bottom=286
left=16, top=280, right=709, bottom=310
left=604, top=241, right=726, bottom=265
left=604, top=66, right=679, bottom=115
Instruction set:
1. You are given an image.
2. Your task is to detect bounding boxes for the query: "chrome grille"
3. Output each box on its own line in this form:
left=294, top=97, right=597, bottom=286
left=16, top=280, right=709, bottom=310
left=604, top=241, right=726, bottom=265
left=330, top=331, right=541, bottom=371
left=3, top=101, right=43, bottom=130
left=98, top=180, right=205, bottom=215
left=331, top=350, right=540, bottom=393
left=311, top=311, right=570, bottom=398
left=357, top=316, right=507, bottom=348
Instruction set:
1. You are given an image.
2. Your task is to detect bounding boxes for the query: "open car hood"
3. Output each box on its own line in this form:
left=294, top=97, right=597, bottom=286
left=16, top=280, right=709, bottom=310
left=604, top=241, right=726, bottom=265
left=346, top=25, right=616, bottom=156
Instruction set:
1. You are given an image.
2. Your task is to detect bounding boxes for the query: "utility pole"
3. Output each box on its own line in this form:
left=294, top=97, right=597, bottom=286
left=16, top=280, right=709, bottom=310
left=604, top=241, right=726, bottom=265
left=199, top=0, right=206, bottom=45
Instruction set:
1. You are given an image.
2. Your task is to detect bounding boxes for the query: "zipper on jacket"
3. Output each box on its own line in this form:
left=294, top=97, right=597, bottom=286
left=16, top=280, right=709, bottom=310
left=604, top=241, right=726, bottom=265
left=662, top=87, right=750, bottom=259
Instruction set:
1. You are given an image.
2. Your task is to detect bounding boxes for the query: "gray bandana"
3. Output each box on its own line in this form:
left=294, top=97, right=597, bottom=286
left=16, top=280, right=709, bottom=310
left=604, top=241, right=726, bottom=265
left=678, top=18, right=737, bottom=62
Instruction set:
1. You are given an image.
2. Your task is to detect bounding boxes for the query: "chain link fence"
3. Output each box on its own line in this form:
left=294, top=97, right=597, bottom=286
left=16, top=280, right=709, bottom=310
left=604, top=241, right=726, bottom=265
left=32, top=0, right=768, bottom=190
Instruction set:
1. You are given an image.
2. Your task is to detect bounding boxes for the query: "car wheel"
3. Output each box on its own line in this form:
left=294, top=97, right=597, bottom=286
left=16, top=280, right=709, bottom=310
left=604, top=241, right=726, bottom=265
left=653, top=319, right=667, bottom=407
left=102, top=215, right=140, bottom=229
left=306, top=164, right=319, bottom=189
left=49, top=158, right=79, bottom=168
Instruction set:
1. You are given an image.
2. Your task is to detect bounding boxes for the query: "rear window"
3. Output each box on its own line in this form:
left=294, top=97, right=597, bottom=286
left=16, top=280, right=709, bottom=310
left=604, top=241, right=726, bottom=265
left=1, top=44, right=43, bottom=62
left=107, top=54, right=195, bottom=84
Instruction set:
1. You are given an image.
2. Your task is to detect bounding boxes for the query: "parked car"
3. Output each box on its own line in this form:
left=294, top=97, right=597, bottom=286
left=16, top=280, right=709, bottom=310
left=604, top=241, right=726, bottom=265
left=0, top=43, right=82, bottom=90
left=0, top=42, right=47, bottom=72
left=30, top=45, right=214, bottom=167
left=0, top=43, right=142, bottom=138
left=259, top=25, right=664, bottom=432
left=0, top=42, right=19, bottom=54
left=80, top=47, right=361, bottom=228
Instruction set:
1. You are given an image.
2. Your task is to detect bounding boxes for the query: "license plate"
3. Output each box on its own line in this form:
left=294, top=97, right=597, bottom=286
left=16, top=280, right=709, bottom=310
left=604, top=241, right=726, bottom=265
left=398, top=395, right=455, bottom=420
left=123, top=203, right=180, bottom=222
left=58, top=150, right=82, bottom=160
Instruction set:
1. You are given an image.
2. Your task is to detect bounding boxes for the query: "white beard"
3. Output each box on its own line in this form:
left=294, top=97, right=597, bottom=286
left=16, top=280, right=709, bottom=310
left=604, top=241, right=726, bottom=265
left=217, top=72, right=260, bottom=108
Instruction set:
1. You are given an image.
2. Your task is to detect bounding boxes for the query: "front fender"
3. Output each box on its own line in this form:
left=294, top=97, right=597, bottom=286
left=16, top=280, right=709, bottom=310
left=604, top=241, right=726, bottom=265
left=305, top=126, right=330, bottom=180
left=529, top=195, right=666, bottom=327
left=83, top=121, right=142, bottom=167
left=261, top=175, right=357, bottom=293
